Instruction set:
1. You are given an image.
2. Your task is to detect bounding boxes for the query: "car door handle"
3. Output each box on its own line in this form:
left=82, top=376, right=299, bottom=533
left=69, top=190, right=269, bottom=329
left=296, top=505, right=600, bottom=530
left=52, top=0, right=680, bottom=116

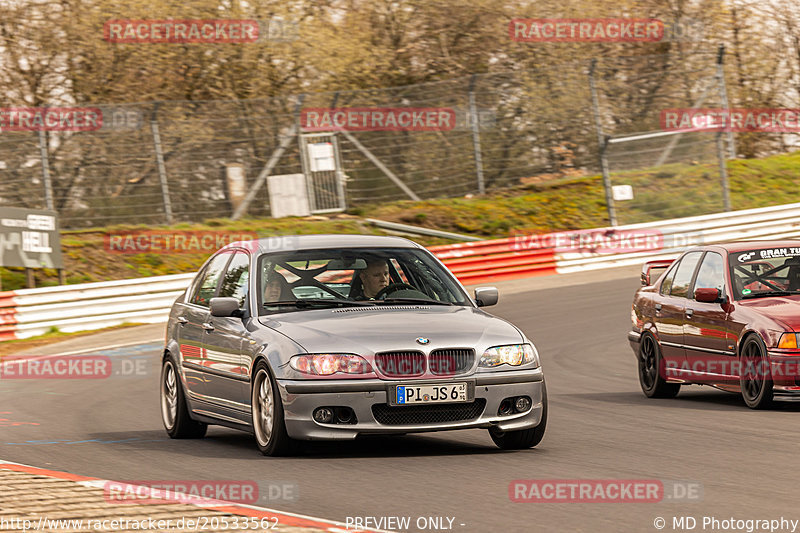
left=202, top=322, right=215, bottom=332
left=685, top=308, right=694, bottom=318
left=177, top=316, right=188, bottom=325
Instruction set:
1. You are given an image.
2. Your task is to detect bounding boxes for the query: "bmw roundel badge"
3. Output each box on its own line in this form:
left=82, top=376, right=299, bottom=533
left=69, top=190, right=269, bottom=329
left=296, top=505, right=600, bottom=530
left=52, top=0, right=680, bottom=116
left=416, top=337, right=430, bottom=345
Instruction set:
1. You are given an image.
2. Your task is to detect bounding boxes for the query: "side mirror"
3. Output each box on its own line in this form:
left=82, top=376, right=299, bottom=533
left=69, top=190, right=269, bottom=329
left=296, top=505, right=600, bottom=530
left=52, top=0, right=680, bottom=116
left=210, top=297, right=243, bottom=317
left=694, top=288, right=721, bottom=303
left=641, top=260, right=674, bottom=286
left=474, top=287, right=498, bottom=307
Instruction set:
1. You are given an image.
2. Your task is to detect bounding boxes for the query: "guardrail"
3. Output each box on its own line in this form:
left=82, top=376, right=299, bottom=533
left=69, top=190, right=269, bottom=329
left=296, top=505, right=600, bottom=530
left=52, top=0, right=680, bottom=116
left=4, top=202, right=800, bottom=340
left=0, top=274, right=194, bottom=340
left=365, top=218, right=481, bottom=242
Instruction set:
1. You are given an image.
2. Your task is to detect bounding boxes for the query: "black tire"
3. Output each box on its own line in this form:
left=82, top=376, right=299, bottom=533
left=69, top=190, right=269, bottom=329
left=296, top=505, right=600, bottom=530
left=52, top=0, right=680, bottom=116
left=489, top=382, right=547, bottom=450
left=251, top=361, right=294, bottom=456
left=160, top=357, right=207, bottom=439
left=638, top=333, right=680, bottom=398
left=740, top=335, right=774, bottom=409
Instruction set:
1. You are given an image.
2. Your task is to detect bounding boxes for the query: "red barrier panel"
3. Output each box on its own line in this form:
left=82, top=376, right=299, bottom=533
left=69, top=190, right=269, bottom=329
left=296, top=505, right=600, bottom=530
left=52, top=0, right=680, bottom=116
left=430, top=238, right=556, bottom=285
left=0, top=291, right=18, bottom=340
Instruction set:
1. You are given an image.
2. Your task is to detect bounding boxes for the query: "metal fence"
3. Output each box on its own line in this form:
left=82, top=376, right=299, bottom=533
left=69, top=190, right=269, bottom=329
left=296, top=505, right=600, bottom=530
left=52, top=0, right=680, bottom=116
left=0, top=48, right=788, bottom=229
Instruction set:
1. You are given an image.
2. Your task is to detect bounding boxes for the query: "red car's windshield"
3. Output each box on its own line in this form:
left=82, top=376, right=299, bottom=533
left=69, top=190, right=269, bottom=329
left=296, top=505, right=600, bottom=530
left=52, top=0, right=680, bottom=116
left=729, top=247, right=800, bottom=299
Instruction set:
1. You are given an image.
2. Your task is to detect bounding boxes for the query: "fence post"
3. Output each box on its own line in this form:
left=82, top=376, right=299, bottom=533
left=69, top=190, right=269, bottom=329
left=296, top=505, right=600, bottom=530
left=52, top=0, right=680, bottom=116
left=468, top=75, right=486, bottom=195
left=38, top=130, right=55, bottom=210
left=589, top=59, right=617, bottom=226
left=716, top=132, right=732, bottom=211
left=715, top=45, right=736, bottom=159
left=150, top=102, right=174, bottom=225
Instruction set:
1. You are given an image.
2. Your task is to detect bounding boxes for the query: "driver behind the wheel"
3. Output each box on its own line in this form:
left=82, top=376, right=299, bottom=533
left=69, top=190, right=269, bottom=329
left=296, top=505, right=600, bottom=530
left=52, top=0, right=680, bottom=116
left=358, top=259, right=390, bottom=300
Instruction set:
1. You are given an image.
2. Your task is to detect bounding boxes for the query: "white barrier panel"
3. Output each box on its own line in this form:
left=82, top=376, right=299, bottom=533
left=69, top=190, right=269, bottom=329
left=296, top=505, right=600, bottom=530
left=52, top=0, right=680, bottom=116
left=0, top=274, right=194, bottom=340
left=555, top=203, right=800, bottom=274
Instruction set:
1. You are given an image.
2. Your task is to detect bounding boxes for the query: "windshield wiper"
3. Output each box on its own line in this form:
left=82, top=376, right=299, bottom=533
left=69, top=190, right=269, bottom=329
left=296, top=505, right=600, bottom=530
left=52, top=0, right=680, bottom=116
left=741, top=290, right=800, bottom=299
left=264, top=298, right=372, bottom=308
left=378, top=297, right=454, bottom=306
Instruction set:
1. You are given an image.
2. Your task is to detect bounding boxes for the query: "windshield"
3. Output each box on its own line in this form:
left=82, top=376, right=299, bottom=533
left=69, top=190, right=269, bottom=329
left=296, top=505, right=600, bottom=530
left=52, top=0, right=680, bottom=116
left=257, top=247, right=470, bottom=313
left=729, top=247, right=800, bottom=299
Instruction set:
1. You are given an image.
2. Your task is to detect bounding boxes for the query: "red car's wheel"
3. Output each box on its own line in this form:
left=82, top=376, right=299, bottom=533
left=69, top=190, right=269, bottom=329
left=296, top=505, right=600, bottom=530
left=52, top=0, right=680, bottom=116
left=638, top=334, right=680, bottom=398
left=740, top=335, right=773, bottom=409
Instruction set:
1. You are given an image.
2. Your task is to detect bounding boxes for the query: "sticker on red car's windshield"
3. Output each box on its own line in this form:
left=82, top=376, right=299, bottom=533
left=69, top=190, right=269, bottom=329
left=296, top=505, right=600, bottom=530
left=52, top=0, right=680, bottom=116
left=734, top=248, right=800, bottom=263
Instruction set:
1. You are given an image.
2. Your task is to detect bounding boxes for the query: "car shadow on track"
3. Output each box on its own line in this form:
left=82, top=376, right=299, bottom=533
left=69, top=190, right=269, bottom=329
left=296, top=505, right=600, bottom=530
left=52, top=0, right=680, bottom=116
left=86, top=429, right=539, bottom=459
left=561, top=389, right=800, bottom=412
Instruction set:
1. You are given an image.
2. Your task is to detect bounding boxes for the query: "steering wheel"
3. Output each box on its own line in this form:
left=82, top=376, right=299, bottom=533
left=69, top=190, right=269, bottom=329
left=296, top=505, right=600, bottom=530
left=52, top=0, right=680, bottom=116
left=375, top=282, right=417, bottom=300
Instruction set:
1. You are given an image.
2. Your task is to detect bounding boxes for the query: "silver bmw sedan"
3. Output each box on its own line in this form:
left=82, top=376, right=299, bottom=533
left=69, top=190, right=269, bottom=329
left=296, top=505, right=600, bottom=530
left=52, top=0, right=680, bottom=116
left=160, top=234, right=547, bottom=455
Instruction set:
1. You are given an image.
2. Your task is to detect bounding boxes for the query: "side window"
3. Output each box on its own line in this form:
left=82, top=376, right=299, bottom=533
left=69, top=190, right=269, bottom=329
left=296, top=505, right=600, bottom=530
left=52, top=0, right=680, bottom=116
left=218, top=251, right=250, bottom=308
left=190, top=252, right=232, bottom=307
left=670, top=251, right=703, bottom=298
left=660, top=262, right=679, bottom=295
left=693, top=252, right=725, bottom=297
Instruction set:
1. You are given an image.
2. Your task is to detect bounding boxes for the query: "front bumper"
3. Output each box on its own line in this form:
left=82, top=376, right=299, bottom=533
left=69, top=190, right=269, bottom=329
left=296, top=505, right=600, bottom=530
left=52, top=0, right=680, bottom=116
left=277, top=368, right=546, bottom=440
left=628, top=330, right=641, bottom=355
left=768, top=352, right=800, bottom=390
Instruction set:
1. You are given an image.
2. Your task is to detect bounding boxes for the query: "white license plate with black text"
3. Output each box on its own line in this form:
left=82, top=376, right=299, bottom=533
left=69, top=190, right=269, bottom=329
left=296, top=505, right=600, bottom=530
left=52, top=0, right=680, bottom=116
left=395, top=383, right=468, bottom=405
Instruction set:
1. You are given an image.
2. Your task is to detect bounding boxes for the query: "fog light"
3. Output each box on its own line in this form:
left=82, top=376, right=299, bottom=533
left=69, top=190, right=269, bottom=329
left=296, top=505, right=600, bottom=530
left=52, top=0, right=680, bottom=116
left=514, top=396, right=531, bottom=412
left=498, top=399, right=513, bottom=416
left=313, top=407, right=334, bottom=423
left=335, top=407, right=354, bottom=424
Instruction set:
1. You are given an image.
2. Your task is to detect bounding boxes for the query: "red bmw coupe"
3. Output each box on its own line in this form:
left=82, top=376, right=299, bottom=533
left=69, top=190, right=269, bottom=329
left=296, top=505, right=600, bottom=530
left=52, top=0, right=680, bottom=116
left=629, top=241, right=800, bottom=408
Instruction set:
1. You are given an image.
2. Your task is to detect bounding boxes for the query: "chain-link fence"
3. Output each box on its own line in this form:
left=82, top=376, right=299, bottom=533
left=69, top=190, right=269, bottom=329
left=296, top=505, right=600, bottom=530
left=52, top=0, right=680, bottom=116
left=0, top=48, right=788, bottom=229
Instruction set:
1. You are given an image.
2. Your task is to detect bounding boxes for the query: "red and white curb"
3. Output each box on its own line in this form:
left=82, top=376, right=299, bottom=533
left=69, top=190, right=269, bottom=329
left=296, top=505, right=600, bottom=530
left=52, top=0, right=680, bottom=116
left=0, top=459, right=390, bottom=533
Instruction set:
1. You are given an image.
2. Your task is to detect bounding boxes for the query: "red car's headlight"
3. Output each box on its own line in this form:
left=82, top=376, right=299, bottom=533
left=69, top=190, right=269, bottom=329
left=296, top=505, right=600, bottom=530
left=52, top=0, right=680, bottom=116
left=290, top=354, right=373, bottom=375
left=778, top=333, right=800, bottom=349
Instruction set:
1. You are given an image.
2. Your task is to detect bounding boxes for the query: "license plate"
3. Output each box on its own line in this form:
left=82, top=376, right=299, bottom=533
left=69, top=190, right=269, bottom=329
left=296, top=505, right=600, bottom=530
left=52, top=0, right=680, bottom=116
left=395, top=383, right=468, bottom=405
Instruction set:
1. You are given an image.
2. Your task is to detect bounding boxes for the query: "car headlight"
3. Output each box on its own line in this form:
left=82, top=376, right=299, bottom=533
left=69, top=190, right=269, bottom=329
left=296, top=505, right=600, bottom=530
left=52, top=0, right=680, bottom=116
left=778, top=333, right=800, bottom=349
left=289, top=353, right=373, bottom=375
left=479, top=344, right=539, bottom=368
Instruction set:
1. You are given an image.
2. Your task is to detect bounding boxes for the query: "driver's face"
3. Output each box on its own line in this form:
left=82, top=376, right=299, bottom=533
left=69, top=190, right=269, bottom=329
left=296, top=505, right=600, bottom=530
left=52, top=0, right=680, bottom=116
left=264, top=278, right=282, bottom=302
left=360, top=262, right=390, bottom=298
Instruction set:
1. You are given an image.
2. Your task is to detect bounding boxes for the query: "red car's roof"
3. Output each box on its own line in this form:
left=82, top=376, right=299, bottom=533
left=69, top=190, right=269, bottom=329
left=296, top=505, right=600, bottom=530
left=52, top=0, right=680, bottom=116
left=704, top=240, right=800, bottom=253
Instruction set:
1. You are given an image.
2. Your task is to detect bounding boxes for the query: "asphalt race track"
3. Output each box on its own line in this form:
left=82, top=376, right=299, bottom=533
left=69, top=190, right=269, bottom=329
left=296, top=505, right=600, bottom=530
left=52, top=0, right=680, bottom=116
left=2, top=271, right=799, bottom=533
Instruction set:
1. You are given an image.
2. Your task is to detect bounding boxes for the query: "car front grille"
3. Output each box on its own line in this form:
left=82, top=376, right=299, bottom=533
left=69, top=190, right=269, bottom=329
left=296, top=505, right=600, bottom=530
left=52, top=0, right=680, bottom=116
left=372, top=399, right=487, bottom=425
left=429, top=349, right=474, bottom=375
left=375, top=351, right=425, bottom=377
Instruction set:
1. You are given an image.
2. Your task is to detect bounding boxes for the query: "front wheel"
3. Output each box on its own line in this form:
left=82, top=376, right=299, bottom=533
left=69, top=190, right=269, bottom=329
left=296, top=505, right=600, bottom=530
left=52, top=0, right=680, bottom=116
left=489, top=383, right=547, bottom=450
left=740, top=335, right=773, bottom=409
left=160, top=357, right=207, bottom=439
left=251, top=361, right=293, bottom=456
left=638, top=334, right=680, bottom=398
